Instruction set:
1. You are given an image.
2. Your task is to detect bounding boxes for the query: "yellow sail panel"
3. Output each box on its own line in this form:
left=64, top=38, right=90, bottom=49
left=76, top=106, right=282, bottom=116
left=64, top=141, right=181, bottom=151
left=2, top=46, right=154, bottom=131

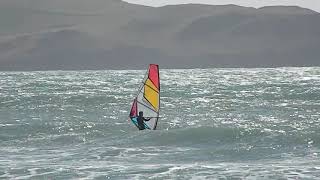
left=145, top=78, right=159, bottom=92
left=144, top=78, right=159, bottom=111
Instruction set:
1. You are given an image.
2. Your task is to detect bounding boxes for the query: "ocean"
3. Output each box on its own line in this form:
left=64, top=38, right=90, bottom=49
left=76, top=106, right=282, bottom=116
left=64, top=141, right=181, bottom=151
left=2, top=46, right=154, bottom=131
left=0, top=67, right=320, bottom=179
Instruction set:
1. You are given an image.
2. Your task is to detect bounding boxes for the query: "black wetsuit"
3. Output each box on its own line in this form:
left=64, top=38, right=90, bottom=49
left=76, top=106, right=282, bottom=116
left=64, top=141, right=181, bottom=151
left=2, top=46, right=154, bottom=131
left=137, top=116, right=150, bottom=130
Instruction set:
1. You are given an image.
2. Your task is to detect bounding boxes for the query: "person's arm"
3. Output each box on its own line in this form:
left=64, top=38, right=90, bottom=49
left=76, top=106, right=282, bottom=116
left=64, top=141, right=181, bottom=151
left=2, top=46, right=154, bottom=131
left=143, top=117, right=151, bottom=121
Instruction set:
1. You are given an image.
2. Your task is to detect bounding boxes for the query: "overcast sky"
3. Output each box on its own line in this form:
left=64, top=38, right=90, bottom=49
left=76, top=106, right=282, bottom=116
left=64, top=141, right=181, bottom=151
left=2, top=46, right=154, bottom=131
left=124, top=0, right=320, bottom=12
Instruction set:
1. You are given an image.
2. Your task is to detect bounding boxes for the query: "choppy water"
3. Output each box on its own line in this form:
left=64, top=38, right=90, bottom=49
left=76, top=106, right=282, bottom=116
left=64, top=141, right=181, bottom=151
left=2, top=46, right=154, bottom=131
left=1, top=67, right=320, bottom=179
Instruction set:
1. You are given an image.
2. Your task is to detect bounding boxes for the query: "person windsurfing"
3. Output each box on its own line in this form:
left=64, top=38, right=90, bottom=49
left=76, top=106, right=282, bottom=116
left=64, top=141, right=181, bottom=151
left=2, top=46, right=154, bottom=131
left=137, top=111, right=150, bottom=130
left=128, top=64, right=160, bottom=130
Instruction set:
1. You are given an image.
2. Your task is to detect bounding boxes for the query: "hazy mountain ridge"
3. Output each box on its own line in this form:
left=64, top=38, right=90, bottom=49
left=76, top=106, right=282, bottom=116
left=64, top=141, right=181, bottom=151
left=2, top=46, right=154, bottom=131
left=0, top=0, right=319, bottom=70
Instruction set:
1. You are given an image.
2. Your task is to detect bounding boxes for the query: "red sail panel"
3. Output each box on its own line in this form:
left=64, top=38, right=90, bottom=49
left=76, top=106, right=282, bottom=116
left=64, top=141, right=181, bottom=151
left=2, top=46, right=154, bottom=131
left=129, top=98, right=137, bottom=117
left=148, top=64, right=160, bottom=90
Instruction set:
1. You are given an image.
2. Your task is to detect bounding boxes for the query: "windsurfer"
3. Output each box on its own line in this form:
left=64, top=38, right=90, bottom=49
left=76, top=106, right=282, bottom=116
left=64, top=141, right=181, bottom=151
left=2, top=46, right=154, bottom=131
left=137, top=111, right=150, bottom=130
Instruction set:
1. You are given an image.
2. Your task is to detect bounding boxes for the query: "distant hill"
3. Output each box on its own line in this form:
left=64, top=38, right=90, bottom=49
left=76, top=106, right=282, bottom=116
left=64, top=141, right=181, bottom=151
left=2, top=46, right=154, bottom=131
left=0, top=0, right=319, bottom=70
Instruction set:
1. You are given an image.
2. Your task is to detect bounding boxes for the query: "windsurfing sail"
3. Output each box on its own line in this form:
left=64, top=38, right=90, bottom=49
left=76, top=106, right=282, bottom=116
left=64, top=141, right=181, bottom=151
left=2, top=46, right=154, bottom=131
left=129, top=64, right=160, bottom=130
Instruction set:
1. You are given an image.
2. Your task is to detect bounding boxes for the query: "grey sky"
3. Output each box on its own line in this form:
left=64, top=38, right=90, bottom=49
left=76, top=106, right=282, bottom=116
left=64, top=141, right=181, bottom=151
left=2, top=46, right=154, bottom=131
left=124, top=0, right=320, bottom=12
